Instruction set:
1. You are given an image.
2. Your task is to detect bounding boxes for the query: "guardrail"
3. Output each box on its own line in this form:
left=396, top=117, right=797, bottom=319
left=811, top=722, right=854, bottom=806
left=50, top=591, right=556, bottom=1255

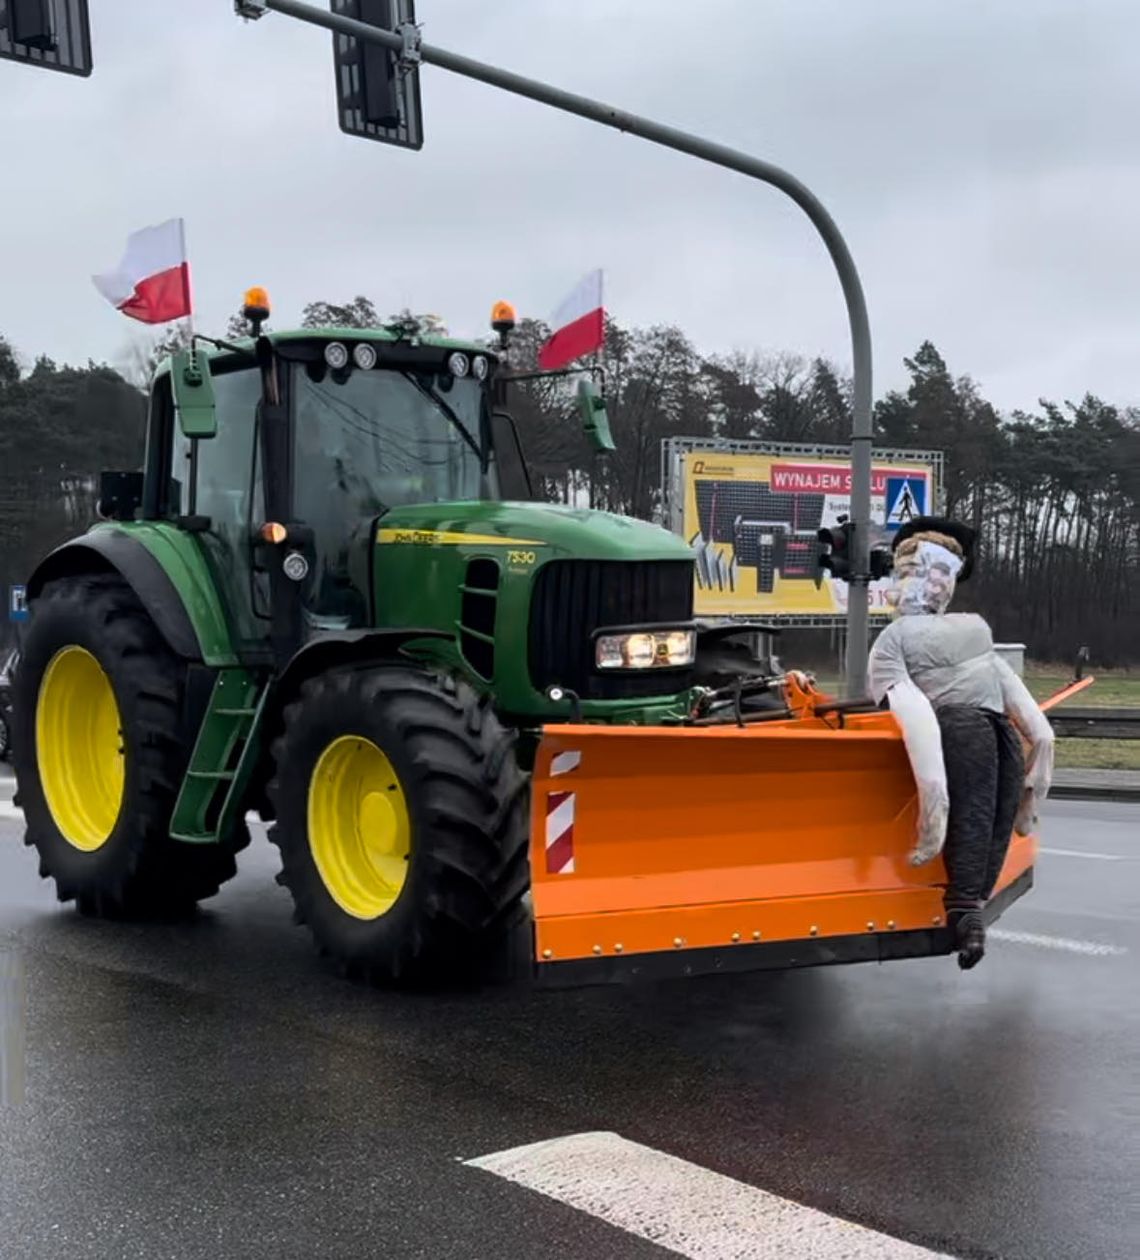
left=1047, top=708, right=1140, bottom=740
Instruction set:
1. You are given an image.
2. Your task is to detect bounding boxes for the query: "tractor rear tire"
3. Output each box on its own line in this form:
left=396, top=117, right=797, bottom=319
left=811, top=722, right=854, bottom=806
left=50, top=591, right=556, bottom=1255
left=267, top=664, right=530, bottom=986
left=12, top=574, right=246, bottom=917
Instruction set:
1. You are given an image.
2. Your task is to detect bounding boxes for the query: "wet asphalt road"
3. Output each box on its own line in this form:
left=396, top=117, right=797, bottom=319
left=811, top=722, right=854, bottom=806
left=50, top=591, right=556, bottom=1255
left=0, top=770, right=1136, bottom=1260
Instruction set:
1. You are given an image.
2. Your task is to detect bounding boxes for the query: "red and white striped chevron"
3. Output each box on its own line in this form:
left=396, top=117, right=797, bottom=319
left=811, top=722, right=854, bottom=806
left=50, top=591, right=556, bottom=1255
left=545, top=750, right=581, bottom=875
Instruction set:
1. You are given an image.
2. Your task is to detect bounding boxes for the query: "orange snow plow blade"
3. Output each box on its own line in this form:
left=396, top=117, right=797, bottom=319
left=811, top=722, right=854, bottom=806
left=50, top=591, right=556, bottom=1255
left=529, top=710, right=1036, bottom=983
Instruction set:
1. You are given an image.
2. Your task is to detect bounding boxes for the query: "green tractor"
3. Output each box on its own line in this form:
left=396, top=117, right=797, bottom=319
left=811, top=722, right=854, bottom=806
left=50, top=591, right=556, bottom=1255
left=10, top=293, right=703, bottom=983
left=11, top=292, right=1043, bottom=985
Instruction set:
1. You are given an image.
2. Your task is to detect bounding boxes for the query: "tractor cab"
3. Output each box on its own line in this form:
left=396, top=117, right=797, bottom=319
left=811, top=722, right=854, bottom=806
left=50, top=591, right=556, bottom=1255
left=140, top=296, right=521, bottom=656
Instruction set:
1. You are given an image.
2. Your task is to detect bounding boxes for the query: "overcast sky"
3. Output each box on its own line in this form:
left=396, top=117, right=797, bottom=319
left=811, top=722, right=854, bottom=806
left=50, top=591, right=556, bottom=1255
left=2, top=0, right=1136, bottom=414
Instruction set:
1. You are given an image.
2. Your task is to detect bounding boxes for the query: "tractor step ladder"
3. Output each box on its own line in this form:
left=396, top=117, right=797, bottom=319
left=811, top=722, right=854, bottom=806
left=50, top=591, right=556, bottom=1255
left=170, top=669, right=269, bottom=844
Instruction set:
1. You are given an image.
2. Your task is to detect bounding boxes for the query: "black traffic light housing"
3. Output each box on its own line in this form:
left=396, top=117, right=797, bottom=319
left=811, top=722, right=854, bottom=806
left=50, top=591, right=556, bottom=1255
left=816, top=517, right=854, bottom=582
left=869, top=546, right=894, bottom=581
left=9, top=0, right=55, bottom=49
left=331, top=0, right=424, bottom=149
left=1, top=0, right=91, bottom=76
left=816, top=517, right=895, bottom=585
left=358, top=0, right=399, bottom=126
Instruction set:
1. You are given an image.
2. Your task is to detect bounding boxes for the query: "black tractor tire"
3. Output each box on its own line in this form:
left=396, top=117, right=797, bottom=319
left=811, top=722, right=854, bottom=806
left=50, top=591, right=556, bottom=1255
left=267, top=664, right=530, bottom=986
left=12, top=573, right=247, bottom=917
left=0, top=712, right=10, bottom=762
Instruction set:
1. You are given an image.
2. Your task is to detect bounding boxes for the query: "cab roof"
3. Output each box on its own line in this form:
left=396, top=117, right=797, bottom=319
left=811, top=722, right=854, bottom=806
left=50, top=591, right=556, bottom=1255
left=216, top=327, right=494, bottom=357
left=152, top=326, right=496, bottom=381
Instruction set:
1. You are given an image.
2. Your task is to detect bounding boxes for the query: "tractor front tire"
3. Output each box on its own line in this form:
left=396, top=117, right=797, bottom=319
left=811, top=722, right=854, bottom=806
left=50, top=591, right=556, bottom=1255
left=267, top=665, right=530, bottom=986
left=12, top=574, right=246, bottom=917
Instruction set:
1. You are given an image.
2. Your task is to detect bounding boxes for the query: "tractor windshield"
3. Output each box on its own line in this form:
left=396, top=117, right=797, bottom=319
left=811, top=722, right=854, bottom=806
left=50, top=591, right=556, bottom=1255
left=292, top=365, right=487, bottom=521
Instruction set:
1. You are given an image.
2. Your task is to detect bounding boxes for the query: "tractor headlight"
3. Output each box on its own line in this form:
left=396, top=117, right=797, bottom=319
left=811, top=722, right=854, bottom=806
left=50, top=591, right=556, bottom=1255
left=447, top=352, right=470, bottom=378
left=595, top=628, right=696, bottom=671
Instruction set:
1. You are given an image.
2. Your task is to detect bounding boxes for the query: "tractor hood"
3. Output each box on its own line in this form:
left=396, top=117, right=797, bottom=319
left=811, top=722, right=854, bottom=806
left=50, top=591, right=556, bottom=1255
left=371, top=500, right=698, bottom=722
left=375, top=501, right=693, bottom=563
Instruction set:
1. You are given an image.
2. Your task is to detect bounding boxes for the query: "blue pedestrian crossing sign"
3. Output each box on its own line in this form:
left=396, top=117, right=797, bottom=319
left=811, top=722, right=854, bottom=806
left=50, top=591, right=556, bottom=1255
left=884, top=476, right=926, bottom=532
left=8, top=585, right=28, bottom=623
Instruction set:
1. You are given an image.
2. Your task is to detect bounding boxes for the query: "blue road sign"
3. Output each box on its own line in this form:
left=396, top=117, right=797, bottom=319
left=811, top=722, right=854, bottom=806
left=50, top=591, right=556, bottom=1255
left=8, top=585, right=28, bottom=623
left=884, top=476, right=926, bottom=532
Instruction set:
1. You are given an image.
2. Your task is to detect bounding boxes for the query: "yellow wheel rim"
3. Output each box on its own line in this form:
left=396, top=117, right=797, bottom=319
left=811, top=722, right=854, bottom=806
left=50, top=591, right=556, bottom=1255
left=307, top=736, right=412, bottom=920
left=35, top=646, right=125, bottom=852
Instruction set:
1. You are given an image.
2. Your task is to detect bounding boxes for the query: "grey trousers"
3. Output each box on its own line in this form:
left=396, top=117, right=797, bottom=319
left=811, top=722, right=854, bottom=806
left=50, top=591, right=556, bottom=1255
left=936, top=706, right=1025, bottom=910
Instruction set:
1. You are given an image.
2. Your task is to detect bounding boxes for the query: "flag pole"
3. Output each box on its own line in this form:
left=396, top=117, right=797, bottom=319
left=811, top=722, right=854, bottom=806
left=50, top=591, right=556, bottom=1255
left=595, top=268, right=605, bottom=396
left=179, top=217, right=194, bottom=350
left=175, top=216, right=201, bottom=519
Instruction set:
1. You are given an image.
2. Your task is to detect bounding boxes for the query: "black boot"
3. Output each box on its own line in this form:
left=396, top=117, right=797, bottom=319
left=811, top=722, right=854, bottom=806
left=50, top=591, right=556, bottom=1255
left=950, top=909, right=986, bottom=970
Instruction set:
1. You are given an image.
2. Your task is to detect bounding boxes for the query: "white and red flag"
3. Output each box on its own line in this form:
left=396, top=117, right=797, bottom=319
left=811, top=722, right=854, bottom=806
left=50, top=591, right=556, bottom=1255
left=537, top=269, right=604, bottom=371
left=92, top=218, right=192, bottom=324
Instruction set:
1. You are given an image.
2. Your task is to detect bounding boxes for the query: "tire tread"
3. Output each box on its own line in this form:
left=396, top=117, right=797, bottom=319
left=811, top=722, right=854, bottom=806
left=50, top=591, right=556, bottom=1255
left=12, top=575, right=244, bottom=917
left=266, top=664, right=529, bottom=986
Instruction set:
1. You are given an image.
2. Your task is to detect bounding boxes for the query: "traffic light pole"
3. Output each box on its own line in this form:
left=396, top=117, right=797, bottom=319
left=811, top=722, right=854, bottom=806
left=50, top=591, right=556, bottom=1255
left=258, top=0, right=875, bottom=695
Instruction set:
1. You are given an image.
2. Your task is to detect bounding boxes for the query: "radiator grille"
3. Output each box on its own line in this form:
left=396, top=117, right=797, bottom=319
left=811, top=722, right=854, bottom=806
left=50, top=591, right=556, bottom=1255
left=528, top=560, right=694, bottom=700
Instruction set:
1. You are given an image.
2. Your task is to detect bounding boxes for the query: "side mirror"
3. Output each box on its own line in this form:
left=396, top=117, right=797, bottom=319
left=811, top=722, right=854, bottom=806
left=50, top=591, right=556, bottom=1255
left=171, top=347, right=218, bottom=440
left=577, top=379, right=615, bottom=454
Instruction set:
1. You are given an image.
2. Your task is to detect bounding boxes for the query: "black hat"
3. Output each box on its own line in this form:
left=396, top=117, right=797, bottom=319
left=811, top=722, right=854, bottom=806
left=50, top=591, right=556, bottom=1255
left=891, top=516, right=976, bottom=582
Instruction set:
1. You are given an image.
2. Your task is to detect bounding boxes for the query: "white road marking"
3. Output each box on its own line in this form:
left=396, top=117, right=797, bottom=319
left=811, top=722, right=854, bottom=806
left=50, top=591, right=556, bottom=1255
left=465, top=1131, right=951, bottom=1259
left=990, top=928, right=1127, bottom=957
left=1041, top=847, right=1130, bottom=861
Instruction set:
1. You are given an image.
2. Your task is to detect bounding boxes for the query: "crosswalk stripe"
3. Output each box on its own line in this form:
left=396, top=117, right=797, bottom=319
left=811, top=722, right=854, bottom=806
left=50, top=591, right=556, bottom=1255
left=465, top=1132, right=951, bottom=1258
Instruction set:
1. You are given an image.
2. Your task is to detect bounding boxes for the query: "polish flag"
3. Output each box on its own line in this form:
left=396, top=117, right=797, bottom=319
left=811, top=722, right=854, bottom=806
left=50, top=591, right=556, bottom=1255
left=92, top=218, right=192, bottom=324
left=537, top=269, right=604, bottom=371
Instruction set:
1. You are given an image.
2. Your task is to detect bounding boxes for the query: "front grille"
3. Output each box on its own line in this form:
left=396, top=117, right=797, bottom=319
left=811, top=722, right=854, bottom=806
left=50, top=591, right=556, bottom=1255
left=528, top=559, right=695, bottom=700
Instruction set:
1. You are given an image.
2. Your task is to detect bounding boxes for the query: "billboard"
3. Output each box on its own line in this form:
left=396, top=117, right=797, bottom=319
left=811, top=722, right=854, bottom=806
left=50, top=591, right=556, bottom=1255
left=675, top=446, right=942, bottom=619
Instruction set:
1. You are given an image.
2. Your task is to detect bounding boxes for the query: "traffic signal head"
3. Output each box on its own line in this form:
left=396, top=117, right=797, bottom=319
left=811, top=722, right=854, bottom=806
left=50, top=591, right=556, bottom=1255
left=869, top=546, right=894, bottom=581
left=816, top=517, right=854, bottom=582
left=331, top=0, right=424, bottom=150
left=1, top=0, right=92, bottom=76
left=816, top=518, right=896, bottom=585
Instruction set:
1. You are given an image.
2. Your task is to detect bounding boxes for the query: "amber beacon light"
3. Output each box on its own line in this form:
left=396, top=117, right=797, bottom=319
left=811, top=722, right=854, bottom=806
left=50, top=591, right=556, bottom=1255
left=243, top=286, right=271, bottom=334
left=490, top=300, right=517, bottom=347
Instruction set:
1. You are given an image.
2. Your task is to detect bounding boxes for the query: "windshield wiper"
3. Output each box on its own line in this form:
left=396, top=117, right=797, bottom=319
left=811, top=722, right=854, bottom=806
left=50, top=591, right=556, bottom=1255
left=400, top=371, right=483, bottom=464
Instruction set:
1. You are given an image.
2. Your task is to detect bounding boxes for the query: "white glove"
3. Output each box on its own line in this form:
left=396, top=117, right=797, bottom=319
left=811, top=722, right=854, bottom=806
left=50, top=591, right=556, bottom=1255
left=1015, top=787, right=1039, bottom=838
left=886, top=679, right=950, bottom=866
left=995, top=658, right=1055, bottom=833
left=911, top=781, right=950, bottom=866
